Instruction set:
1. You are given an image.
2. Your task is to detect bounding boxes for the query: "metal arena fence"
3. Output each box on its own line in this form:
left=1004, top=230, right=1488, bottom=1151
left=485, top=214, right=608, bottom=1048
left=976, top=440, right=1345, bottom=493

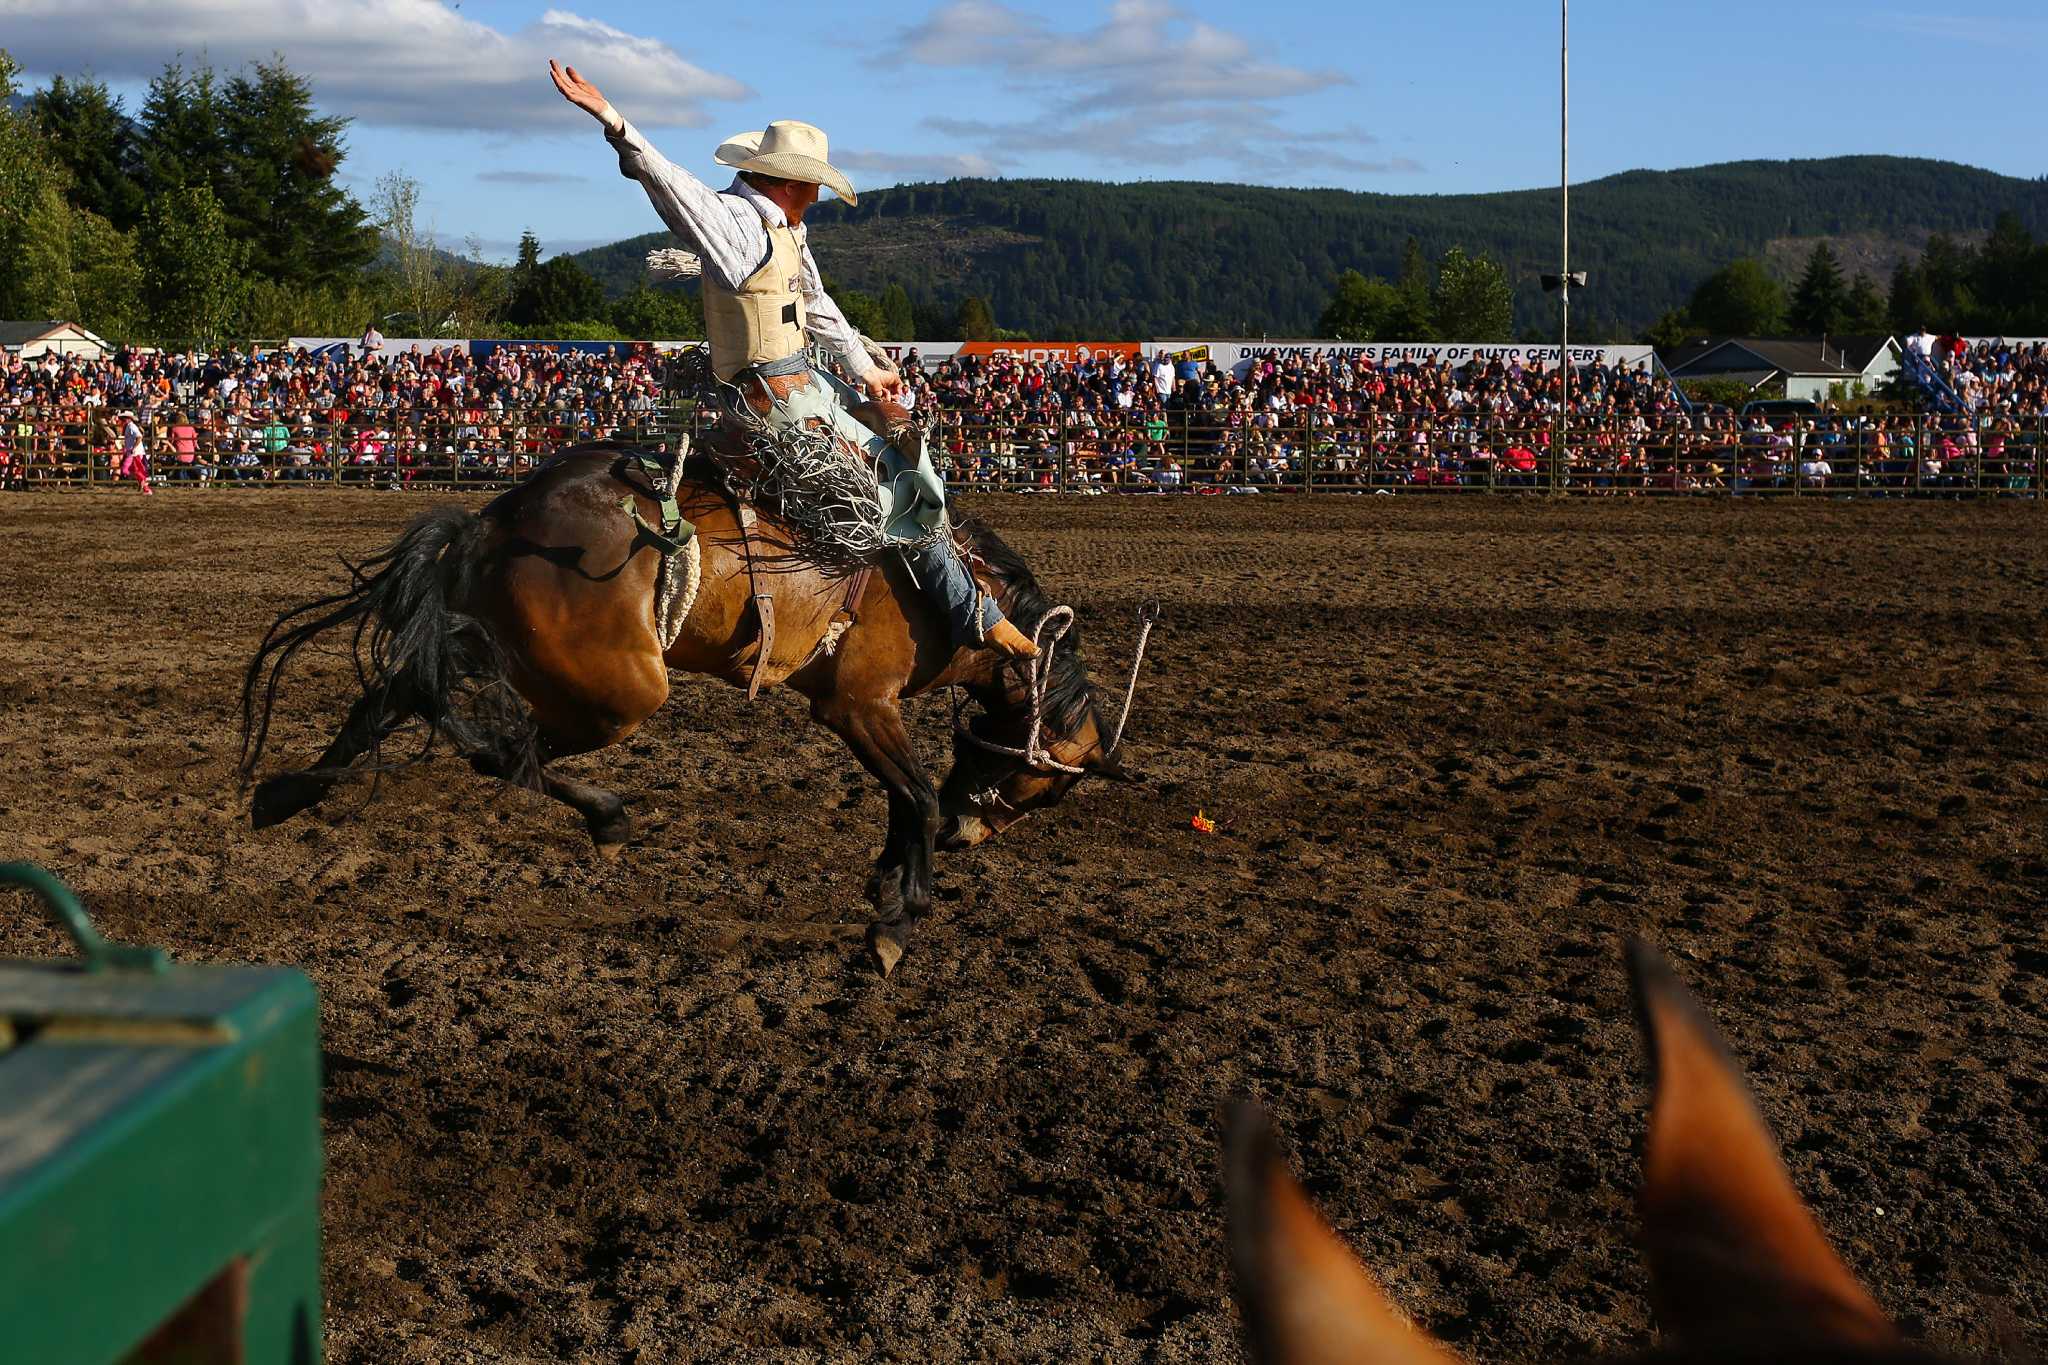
left=3, top=406, right=2043, bottom=498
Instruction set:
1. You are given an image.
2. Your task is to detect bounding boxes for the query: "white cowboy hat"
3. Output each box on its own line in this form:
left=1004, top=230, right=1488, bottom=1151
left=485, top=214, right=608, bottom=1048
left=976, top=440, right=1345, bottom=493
left=715, top=120, right=857, bottom=204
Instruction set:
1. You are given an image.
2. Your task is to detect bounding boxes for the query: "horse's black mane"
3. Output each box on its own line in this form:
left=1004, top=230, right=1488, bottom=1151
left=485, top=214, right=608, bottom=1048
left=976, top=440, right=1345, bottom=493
left=955, top=516, right=1099, bottom=734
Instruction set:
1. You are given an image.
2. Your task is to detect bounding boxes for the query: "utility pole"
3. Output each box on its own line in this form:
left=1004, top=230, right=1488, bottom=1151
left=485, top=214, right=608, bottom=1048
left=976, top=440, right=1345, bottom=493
left=1556, top=0, right=1569, bottom=494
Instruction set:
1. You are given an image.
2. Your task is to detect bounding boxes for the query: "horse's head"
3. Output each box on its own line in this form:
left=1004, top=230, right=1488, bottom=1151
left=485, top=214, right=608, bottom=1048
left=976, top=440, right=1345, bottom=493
left=1226, top=940, right=1916, bottom=1364
left=936, top=694, right=1134, bottom=850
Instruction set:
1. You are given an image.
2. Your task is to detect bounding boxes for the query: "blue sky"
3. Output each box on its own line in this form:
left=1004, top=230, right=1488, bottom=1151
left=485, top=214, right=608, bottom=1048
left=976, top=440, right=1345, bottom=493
left=5, top=0, right=2046, bottom=261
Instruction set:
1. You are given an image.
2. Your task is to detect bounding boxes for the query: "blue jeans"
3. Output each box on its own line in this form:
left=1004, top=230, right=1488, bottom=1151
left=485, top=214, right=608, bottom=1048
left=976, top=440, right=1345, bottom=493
left=725, top=360, right=1008, bottom=647
left=901, top=535, right=1002, bottom=644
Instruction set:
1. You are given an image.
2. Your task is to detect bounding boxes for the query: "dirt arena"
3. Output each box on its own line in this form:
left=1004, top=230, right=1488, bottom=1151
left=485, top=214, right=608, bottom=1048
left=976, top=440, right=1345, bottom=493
left=2, top=491, right=2045, bottom=1362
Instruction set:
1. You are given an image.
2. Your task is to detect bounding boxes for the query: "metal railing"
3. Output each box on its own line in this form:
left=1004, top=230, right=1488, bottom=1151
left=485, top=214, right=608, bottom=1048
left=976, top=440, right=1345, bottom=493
left=2, top=406, right=2041, bottom=498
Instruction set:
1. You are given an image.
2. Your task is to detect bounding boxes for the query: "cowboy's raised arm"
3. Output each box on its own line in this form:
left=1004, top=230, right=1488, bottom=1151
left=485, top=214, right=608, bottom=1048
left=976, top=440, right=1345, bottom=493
left=547, top=60, right=759, bottom=292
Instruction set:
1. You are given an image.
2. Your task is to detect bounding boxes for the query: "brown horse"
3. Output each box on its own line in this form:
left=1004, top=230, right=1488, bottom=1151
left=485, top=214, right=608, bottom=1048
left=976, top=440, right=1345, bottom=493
left=239, top=439, right=1142, bottom=973
left=1226, top=940, right=1963, bottom=1363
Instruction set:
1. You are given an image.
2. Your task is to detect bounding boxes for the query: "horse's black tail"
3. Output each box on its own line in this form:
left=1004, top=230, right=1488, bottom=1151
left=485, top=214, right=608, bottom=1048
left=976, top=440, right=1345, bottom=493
left=237, top=505, right=541, bottom=791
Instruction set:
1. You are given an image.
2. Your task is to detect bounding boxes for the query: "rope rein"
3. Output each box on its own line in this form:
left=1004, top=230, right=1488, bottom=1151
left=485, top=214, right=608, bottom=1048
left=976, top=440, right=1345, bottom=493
left=954, top=601, right=1160, bottom=776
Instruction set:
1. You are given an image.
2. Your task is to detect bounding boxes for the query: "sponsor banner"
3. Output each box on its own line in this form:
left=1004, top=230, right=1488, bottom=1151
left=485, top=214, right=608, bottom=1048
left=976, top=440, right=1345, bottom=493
left=1183, top=341, right=1659, bottom=377
left=287, top=337, right=471, bottom=357
left=867, top=340, right=1145, bottom=367
left=469, top=339, right=662, bottom=363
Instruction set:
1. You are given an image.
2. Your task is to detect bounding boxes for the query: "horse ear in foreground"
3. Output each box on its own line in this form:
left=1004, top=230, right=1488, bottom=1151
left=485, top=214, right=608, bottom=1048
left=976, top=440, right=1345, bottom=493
left=1223, top=939, right=1963, bottom=1364
left=238, top=442, right=1152, bottom=974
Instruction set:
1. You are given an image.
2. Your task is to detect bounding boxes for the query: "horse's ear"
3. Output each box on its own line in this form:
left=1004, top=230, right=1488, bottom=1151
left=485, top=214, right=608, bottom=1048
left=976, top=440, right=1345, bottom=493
left=1626, top=938, right=1897, bottom=1349
left=1224, top=1104, right=1458, bottom=1365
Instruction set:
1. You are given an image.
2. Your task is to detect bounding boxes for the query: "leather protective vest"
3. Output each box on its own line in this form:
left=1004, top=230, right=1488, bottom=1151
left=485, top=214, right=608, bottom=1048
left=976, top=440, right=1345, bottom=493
left=703, top=208, right=808, bottom=382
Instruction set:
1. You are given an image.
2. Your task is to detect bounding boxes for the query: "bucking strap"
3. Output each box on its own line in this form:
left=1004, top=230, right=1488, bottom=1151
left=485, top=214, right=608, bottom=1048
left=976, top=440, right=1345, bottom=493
left=611, top=450, right=694, bottom=556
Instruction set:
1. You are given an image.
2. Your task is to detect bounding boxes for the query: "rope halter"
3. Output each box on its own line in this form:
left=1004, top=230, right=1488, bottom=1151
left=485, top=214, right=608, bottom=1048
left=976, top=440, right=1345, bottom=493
left=954, top=600, right=1160, bottom=777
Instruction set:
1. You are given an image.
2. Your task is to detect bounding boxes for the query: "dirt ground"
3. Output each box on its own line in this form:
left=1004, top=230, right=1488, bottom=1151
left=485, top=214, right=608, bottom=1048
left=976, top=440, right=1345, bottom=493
left=2, top=491, right=2045, bottom=1363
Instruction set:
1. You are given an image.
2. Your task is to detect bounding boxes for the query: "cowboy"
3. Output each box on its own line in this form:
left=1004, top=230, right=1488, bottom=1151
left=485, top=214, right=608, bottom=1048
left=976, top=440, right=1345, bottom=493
left=547, top=60, right=1037, bottom=659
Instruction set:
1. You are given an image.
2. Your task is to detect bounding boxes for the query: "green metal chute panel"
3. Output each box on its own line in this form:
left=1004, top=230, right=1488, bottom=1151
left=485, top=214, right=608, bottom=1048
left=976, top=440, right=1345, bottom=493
left=0, top=864, right=323, bottom=1364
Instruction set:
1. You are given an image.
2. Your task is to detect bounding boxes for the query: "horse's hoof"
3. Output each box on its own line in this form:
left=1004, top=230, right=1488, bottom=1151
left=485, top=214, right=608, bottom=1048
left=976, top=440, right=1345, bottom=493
left=585, top=805, right=632, bottom=853
left=592, top=840, right=626, bottom=861
left=250, top=775, right=323, bottom=830
left=866, top=920, right=907, bottom=978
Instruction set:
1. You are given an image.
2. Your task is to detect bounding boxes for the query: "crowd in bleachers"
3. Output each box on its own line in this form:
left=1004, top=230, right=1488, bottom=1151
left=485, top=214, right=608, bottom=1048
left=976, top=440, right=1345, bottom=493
left=1905, top=333, right=2048, bottom=415
left=1, top=337, right=2041, bottom=494
left=0, top=341, right=668, bottom=487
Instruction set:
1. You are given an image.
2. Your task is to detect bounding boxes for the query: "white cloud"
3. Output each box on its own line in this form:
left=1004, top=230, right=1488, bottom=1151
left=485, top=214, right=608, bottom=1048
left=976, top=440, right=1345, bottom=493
left=877, top=0, right=1407, bottom=181
left=0, top=0, right=750, bottom=131
left=835, top=148, right=1005, bottom=182
left=477, top=169, right=589, bottom=186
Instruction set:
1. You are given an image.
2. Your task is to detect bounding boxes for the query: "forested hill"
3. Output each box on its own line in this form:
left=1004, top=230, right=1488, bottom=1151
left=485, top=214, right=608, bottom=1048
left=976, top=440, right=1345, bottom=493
left=569, top=157, right=2048, bottom=340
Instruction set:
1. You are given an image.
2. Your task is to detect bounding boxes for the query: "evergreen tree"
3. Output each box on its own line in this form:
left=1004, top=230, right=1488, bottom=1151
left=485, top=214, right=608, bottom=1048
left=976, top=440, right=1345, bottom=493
left=879, top=283, right=915, bottom=341
left=29, top=75, right=144, bottom=232
left=1788, top=242, right=1848, bottom=334
left=1318, top=269, right=1399, bottom=340
left=140, top=183, right=245, bottom=340
left=1389, top=236, right=1434, bottom=340
left=527, top=256, right=604, bottom=325
left=506, top=230, right=547, bottom=325
left=912, top=298, right=956, bottom=340
left=1430, top=246, right=1514, bottom=341
left=1687, top=258, right=1785, bottom=335
left=1886, top=260, right=1937, bottom=334
left=137, top=60, right=228, bottom=198
left=219, top=58, right=375, bottom=289
left=1917, top=233, right=1973, bottom=325
left=1842, top=272, right=1888, bottom=333
left=955, top=294, right=997, bottom=341
left=833, top=285, right=887, bottom=340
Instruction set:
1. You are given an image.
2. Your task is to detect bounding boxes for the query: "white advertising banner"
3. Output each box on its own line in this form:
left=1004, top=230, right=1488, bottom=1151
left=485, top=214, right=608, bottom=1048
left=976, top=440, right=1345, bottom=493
left=1155, top=340, right=1659, bottom=377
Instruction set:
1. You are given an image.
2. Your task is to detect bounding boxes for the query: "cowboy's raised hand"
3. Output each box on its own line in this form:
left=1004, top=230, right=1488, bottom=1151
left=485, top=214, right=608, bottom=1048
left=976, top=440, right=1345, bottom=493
left=549, top=60, right=609, bottom=121
left=863, top=370, right=904, bottom=401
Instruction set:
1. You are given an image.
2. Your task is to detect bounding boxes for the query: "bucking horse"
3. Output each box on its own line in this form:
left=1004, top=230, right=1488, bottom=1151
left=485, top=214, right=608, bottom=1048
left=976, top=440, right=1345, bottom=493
left=238, top=423, right=1155, bottom=974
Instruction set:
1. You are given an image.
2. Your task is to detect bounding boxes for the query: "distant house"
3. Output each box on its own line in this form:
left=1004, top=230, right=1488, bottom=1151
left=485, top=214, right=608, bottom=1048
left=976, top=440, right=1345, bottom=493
left=1663, top=336, right=1900, bottom=401
left=0, top=320, right=112, bottom=360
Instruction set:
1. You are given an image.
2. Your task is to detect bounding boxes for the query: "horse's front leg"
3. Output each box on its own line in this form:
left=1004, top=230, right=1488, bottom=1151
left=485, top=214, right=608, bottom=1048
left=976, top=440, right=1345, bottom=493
left=815, top=696, right=937, bottom=976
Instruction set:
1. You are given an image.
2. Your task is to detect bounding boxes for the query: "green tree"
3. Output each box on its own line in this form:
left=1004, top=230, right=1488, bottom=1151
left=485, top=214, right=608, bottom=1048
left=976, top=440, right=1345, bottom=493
left=607, top=284, right=703, bottom=340
left=1886, top=260, right=1937, bottom=334
left=1842, top=272, right=1888, bottom=333
left=372, top=170, right=451, bottom=333
left=1641, top=309, right=1698, bottom=351
left=137, top=60, right=228, bottom=198
left=30, top=74, right=144, bottom=232
left=1788, top=242, right=1848, bottom=334
left=140, top=183, right=245, bottom=341
left=0, top=51, right=71, bottom=318
left=1917, top=233, right=1973, bottom=326
left=835, top=285, right=887, bottom=340
left=506, top=230, right=547, bottom=325
left=955, top=294, right=997, bottom=341
left=527, top=255, right=605, bottom=324
left=1318, top=268, right=1400, bottom=340
left=1389, top=236, right=1435, bottom=340
left=1687, top=258, right=1785, bottom=335
left=1430, top=246, right=1514, bottom=341
left=218, top=58, right=375, bottom=288
left=66, top=206, right=144, bottom=336
left=879, top=282, right=915, bottom=341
